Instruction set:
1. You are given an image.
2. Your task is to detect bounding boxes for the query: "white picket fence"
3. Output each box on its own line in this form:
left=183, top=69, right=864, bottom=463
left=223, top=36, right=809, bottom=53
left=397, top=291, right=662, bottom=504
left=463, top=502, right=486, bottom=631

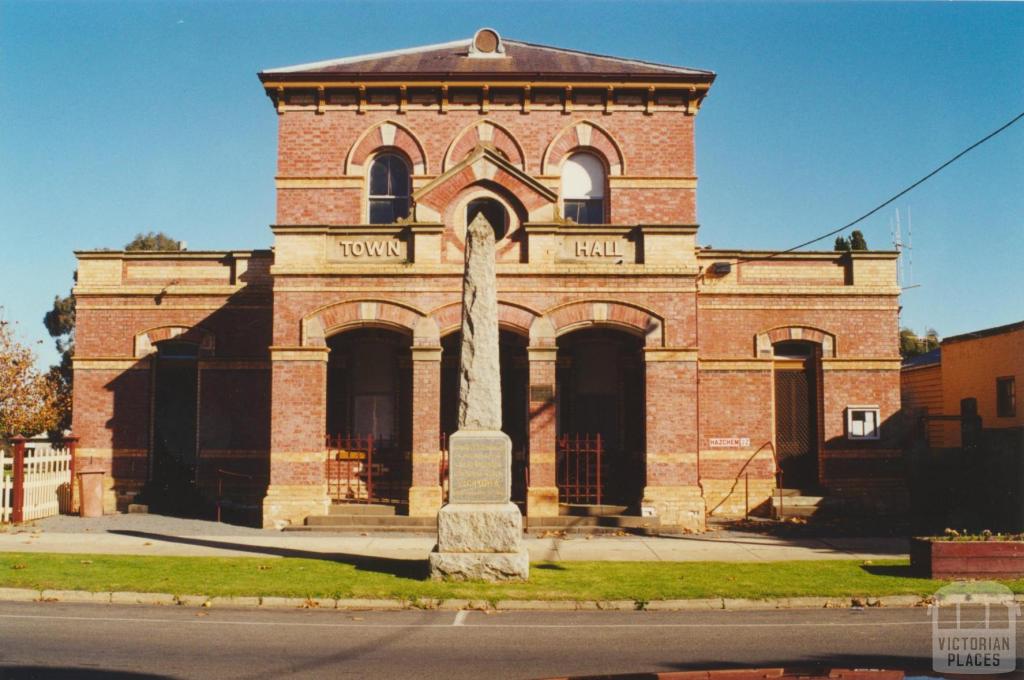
left=0, top=439, right=75, bottom=523
left=0, top=449, right=12, bottom=523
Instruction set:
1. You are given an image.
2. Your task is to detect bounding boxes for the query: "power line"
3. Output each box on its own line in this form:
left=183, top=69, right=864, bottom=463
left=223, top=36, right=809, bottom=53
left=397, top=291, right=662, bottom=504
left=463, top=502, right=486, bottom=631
left=732, top=109, right=1024, bottom=265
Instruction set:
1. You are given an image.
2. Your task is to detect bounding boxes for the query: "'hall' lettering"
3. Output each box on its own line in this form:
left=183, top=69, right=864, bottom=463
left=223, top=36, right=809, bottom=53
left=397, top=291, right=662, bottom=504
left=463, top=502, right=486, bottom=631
left=575, top=240, right=623, bottom=257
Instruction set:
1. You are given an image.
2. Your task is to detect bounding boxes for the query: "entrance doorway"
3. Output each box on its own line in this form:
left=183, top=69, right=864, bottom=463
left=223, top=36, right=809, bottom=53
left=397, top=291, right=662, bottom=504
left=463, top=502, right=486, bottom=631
left=556, top=328, right=645, bottom=508
left=773, top=341, right=822, bottom=490
left=441, top=329, right=529, bottom=505
left=147, top=340, right=202, bottom=516
left=326, top=328, right=412, bottom=507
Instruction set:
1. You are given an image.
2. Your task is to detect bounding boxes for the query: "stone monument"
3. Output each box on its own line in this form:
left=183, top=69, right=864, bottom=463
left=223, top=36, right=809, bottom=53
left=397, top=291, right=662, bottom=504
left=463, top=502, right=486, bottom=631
left=428, top=212, right=529, bottom=581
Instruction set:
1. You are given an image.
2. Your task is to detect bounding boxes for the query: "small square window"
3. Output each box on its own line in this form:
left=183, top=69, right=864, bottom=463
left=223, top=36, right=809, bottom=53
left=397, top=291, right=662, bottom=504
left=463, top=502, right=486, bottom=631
left=997, top=376, right=1016, bottom=418
left=846, top=406, right=880, bottom=440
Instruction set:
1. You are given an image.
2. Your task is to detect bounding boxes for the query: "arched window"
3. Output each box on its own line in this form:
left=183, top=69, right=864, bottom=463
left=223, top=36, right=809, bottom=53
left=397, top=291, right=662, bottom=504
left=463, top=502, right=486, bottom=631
left=368, top=153, right=410, bottom=224
left=561, top=152, right=606, bottom=224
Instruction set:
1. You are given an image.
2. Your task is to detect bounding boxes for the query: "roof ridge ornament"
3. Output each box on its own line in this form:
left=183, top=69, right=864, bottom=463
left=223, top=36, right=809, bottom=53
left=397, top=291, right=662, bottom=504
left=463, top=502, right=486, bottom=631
left=468, top=28, right=506, bottom=59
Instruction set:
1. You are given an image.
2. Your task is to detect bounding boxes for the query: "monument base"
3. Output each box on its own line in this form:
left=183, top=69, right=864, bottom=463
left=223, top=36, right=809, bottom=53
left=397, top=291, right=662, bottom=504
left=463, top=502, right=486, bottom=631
left=429, top=549, right=529, bottom=581
left=430, top=502, right=529, bottom=581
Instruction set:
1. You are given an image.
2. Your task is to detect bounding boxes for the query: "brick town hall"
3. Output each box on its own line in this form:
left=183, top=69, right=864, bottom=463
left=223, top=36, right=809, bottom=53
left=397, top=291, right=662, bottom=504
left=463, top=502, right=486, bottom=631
left=71, top=29, right=904, bottom=531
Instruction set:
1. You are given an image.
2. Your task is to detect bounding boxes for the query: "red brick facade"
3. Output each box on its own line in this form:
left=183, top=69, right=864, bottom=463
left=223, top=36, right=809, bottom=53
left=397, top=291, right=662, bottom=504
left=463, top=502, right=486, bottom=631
left=71, top=31, right=903, bottom=529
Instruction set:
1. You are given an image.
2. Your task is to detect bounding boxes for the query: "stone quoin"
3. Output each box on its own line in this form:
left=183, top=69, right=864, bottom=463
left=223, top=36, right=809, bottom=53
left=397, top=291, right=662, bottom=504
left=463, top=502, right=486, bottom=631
left=71, top=28, right=905, bottom=530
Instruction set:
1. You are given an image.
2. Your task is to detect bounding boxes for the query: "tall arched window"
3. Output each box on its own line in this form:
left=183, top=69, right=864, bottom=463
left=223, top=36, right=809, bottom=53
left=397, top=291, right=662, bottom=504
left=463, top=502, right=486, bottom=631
left=368, top=153, right=411, bottom=224
left=561, top=152, right=606, bottom=224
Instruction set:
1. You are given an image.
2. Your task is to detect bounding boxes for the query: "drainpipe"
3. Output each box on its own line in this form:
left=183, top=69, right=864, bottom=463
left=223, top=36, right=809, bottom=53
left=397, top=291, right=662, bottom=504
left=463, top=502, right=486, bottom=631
left=694, top=266, right=704, bottom=485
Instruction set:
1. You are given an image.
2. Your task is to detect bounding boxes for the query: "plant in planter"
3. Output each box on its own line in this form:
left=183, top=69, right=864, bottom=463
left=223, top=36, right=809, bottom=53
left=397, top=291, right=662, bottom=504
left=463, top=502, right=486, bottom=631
left=911, top=529, right=1024, bottom=579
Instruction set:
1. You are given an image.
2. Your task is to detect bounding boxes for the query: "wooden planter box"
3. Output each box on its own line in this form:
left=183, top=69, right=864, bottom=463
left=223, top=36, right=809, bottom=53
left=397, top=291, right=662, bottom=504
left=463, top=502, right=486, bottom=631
left=911, top=537, right=1024, bottom=579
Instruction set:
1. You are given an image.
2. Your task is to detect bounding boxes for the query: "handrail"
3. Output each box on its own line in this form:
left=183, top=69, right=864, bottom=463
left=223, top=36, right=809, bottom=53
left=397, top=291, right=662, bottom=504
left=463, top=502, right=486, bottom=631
left=215, top=467, right=254, bottom=523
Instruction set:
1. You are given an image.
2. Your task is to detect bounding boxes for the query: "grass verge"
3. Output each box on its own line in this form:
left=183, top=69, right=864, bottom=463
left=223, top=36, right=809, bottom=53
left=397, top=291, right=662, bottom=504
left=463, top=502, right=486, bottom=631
left=2, top=553, right=1022, bottom=602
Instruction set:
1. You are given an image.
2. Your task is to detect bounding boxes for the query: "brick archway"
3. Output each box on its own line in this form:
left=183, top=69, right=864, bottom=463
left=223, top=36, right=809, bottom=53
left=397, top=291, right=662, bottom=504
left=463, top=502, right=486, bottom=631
left=301, top=299, right=439, bottom=347
left=345, top=120, right=429, bottom=175
left=755, top=325, right=836, bottom=358
left=431, top=300, right=542, bottom=338
left=134, top=325, right=215, bottom=358
left=443, top=121, right=527, bottom=172
left=541, top=120, right=625, bottom=176
left=545, top=300, right=663, bottom=347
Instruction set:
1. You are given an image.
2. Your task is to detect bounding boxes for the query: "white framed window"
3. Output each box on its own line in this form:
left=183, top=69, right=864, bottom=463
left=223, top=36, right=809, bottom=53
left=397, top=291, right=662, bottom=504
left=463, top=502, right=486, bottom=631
left=561, top=152, right=605, bottom=224
left=846, top=405, right=880, bottom=440
left=367, top=153, right=410, bottom=224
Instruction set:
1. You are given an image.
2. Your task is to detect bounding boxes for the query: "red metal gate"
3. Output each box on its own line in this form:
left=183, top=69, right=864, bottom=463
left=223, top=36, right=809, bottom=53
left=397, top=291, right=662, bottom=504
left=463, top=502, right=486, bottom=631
left=326, top=434, right=375, bottom=503
left=556, top=433, right=603, bottom=505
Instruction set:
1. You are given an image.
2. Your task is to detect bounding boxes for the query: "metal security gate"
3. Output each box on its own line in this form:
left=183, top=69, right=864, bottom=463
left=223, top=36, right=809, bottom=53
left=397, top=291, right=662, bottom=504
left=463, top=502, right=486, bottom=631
left=774, top=364, right=819, bottom=490
left=556, top=433, right=603, bottom=505
left=326, top=434, right=374, bottom=504
left=325, top=434, right=410, bottom=506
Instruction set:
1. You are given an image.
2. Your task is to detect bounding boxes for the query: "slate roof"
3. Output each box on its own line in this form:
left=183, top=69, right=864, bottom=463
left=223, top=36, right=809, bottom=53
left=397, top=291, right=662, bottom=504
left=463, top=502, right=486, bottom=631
left=260, top=35, right=714, bottom=82
left=902, top=347, right=941, bottom=370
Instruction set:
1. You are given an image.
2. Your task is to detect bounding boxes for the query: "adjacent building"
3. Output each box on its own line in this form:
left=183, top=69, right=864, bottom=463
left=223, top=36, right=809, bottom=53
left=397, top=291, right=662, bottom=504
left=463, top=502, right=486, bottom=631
left=72, top=29, right=903, bottom=530
left=902, top=321, right=1023, bottom=448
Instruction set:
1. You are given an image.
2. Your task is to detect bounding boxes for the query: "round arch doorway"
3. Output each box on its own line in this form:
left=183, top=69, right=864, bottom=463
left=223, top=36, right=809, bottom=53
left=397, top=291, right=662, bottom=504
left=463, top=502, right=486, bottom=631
left=556, top=328, right=645, bottom=509
left=326, top=327, right=413, bottom=509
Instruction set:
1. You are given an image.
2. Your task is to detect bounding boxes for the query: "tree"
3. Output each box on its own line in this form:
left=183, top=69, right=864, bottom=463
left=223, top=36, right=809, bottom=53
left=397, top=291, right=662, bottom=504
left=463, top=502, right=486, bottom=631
left=0, top=314, right=66, bottom=438
left=125, top=231, right=183, bottom=251
left=834, top=230, right=868, bottom=251
left=849, top=229, right=868, bottom=250
left=43, top=231, right=182, bottom=430
left=900, top=326, right=940, bottom=358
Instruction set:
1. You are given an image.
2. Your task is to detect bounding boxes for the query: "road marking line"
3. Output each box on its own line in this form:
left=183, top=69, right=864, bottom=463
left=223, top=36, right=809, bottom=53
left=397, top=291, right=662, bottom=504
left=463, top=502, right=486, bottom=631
left=0, top=613, right=937, bottom=630
left=453, top=611, right=468, bottom=626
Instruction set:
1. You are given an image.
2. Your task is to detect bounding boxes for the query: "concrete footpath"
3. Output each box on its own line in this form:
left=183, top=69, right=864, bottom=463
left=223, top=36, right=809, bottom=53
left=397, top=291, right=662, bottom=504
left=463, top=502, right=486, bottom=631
left=0, top=514, right=909, bottom=562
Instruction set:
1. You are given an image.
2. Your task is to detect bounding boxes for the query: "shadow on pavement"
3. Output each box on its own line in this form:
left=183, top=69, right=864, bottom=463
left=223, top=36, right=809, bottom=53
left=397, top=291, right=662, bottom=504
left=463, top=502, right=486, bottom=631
left=0, top=668, right=176, bottom=680
left=107, top=530, right=428, bottom=579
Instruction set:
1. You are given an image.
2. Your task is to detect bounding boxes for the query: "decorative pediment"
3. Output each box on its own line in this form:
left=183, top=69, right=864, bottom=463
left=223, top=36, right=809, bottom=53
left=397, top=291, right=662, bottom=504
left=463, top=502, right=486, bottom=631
left=412, top=147, right=557, bottom=222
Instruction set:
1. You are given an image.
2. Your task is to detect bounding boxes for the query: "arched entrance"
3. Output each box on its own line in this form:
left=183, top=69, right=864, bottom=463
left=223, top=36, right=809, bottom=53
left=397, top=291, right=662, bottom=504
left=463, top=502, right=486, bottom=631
left=145, top=339, right=203, bottom=516
left=441, top=329, right=529, bottom=506
left=772, top=340, right=823, bottom=491
left=556, top=328, right=645, bottom=508
left=326, top=327, right=413, bottom=508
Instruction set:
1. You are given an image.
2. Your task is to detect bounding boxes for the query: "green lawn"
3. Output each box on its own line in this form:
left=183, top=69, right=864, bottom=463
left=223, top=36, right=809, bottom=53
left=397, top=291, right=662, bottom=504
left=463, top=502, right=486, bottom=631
left=2, top=553, right=1022, bottom=602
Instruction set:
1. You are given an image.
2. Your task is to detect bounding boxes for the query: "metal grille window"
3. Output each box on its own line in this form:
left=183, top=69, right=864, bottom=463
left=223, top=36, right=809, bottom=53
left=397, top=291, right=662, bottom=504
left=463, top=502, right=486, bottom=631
left=368, top=154, right=410, bottom=224
left=997, top=376, right=1016, bottom=418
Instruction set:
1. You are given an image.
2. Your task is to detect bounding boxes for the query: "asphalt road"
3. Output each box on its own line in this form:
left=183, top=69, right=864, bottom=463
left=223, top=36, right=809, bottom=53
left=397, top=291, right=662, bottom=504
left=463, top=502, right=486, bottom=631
left=0, top=601, right=1020, bottom=680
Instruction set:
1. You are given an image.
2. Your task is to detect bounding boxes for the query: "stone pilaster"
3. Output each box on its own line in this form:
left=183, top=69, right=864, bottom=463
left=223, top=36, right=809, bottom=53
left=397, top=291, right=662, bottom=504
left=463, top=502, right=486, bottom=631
left=409, top=346, right=444, bottom=516
left=263, top=346, right=330, bottom=528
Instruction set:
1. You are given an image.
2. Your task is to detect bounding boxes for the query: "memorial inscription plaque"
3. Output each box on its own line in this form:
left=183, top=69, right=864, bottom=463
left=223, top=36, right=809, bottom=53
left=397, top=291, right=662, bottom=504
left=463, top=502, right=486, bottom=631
left=448, top=433, right=510, bottom=504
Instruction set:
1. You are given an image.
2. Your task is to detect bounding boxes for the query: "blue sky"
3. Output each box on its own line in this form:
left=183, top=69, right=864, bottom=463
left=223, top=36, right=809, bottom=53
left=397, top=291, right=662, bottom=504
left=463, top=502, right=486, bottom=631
left=2, top=1, right=1022, bottom=368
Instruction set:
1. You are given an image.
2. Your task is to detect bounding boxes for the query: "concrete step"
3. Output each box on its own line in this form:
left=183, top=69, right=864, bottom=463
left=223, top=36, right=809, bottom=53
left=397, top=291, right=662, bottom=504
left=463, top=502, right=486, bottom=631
left=771, top=505, right=820, bottom=519
left=772, top=488, right=804, bottom=497
left=306, top=514, right=434, bottom=527
left=770, top=493, right=839, bottom=519
left=284, top=523, right=436, bottom=534
left=327, top=503, right=396, bottom=517
left=528, top=515, right=659, bottom=531
left=776, top=495, right=825, bottom=507
left=559, top=503, right=629, bottom=517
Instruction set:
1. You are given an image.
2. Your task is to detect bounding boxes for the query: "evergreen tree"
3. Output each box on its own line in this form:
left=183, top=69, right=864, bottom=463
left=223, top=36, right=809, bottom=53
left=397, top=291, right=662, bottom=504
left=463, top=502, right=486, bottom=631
left=850, top=230, right=868, bottom=250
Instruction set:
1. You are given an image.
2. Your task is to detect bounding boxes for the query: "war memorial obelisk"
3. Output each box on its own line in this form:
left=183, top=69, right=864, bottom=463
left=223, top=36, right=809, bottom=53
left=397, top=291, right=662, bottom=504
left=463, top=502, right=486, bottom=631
left=428, top=213, right=529, bottom=581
